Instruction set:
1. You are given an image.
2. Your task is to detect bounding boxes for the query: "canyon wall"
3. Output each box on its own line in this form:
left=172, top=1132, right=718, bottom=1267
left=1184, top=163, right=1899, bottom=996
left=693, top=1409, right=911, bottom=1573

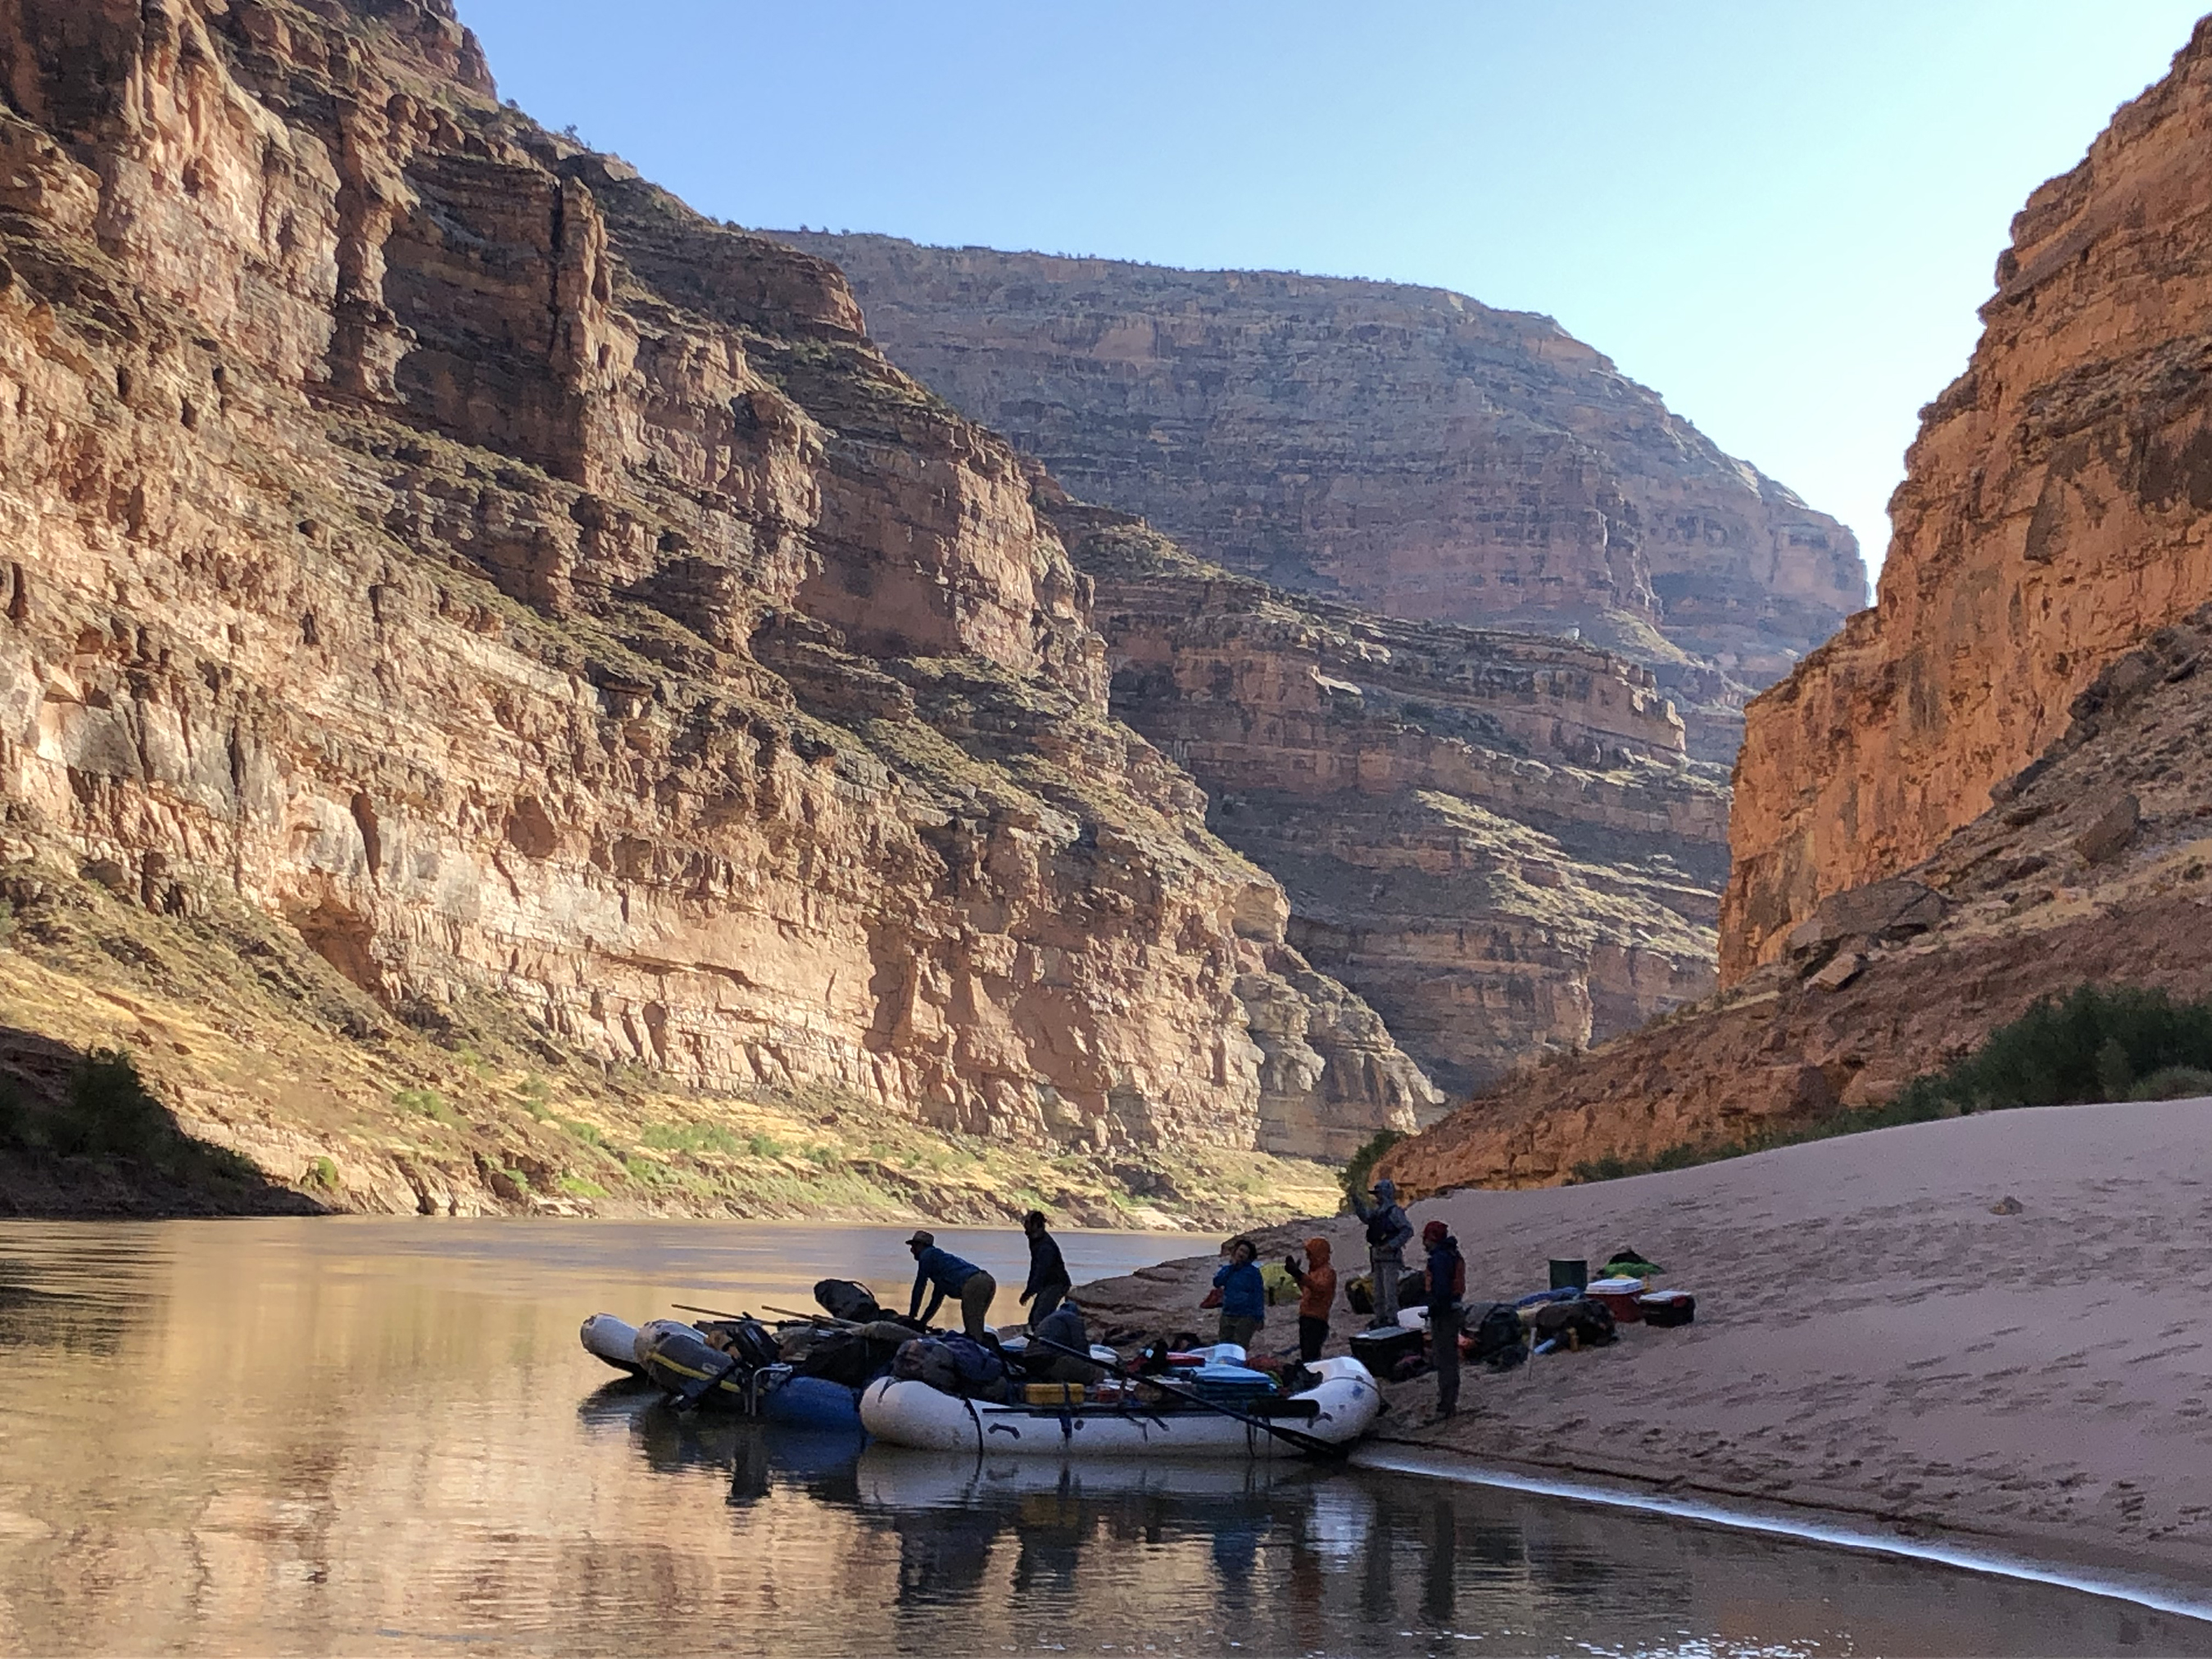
left=1723, top=17, right=2212, bottom=981
left=1049, top=496, right=1726, bottom=1098
left=0, top=0, right=1434, bottom=1169
left=1384, top=607, right=2212, bottom=1192
left=774, top=233, right=1869, bottom=762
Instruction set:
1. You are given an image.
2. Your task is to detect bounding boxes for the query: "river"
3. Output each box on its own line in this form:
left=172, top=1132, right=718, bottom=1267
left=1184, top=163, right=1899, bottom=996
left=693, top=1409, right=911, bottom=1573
left=0, top=1218, right=2200, bottom=1656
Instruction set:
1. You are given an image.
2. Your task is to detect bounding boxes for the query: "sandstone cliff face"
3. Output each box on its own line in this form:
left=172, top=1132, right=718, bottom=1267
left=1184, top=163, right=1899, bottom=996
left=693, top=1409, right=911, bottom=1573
left=1050, top=501, right=1726, bottom=1098
left=1385, top=607, right=2212, bottom=1194
left=1724, top=17, right=2212, bottom=981
left=0, top=0, right=1431, bottom=1184
left=773, top=233, right=1868, bottom=761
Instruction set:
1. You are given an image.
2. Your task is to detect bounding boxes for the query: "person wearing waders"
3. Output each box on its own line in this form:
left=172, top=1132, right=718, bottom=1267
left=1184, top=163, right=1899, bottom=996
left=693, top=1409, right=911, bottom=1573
left=1351, top=1177, right=1413, bottom=1326
left=905, top=1230, right=998, bottom=1341
left=1422, top=1219, right=1466, bottom=1421
left=1018, top=1209, right=1071, bottom=1330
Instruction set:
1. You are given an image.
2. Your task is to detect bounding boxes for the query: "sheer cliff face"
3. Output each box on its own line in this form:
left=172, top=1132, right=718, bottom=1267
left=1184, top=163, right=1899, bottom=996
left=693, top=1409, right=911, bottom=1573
left=1051, top=503, right=1726, bottom=1098
left=0, top=0, right=1433, bottom=1161
left=772, top=234, right=1868, bottom=762
left=1723, top=17, right=2212, bottom=981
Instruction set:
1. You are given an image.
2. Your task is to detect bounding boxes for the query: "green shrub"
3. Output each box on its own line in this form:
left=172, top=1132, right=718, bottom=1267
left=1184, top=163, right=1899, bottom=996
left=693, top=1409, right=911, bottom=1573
left=1338, top=1128, right=1406, bottom=1210
left=304, top=1155, right=341, bottom=1190
left=1899, top=984, right=2212, bottom=1114
left=558, top=1174, right=609, bottom=1199
left=2130, top=1064, right=2212, bottom=1102
left=641, top=1120, right=742, bottom=1156
left=746, top=1131, right=787, bottom=1160
left=392, top=1086, right=456, bottom=1126
left=57, top=1049, right=176, bottom=1158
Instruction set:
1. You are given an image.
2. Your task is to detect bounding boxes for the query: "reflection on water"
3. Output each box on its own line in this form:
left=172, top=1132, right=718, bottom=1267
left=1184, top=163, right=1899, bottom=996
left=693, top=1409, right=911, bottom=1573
left=0, top=1219, right=2202, bottom=1657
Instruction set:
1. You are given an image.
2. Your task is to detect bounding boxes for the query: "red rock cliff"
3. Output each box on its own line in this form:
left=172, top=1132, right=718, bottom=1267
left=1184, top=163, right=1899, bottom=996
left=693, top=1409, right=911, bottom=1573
left=0, top=0, right=1432, bottom=1162
left=1724, top=16, right=2212, bottom=981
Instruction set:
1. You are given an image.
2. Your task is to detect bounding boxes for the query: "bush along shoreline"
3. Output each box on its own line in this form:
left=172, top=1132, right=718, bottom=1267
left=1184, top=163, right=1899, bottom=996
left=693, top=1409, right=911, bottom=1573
left=0, top=1046, right=320, bottom=1217
left=1572, top=984, right=2212, bottom=1184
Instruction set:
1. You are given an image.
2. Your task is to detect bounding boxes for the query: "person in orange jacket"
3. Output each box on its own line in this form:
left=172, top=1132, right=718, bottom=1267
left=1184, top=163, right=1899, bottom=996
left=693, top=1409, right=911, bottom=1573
left=1284, top=1235, right=1339, bottom=1364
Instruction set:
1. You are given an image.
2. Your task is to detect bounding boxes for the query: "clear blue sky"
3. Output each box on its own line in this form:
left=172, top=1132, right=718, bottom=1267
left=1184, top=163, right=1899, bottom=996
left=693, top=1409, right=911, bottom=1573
left=454, top=1, right=2209, bottom=578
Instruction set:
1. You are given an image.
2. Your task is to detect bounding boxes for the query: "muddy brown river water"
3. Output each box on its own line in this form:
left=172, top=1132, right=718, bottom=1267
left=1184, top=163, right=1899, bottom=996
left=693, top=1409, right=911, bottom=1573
left=0, top=1217, right=2203, bottom=1657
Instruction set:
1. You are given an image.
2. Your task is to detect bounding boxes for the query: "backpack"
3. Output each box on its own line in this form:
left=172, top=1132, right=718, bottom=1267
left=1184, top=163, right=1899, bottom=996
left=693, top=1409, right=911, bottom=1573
left=814, top=1278, right=882, bottom=1323
left=1469, top=1303, right=1526, bottom=1370
left=1530, top=1296, right=1616, bottom=1349
left=700, top=1317, right=781, bottom=1371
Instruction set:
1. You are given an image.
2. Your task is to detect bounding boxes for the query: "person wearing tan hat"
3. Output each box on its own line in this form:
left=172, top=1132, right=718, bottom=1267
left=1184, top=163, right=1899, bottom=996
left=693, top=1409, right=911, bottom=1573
left=904, top=1230, right=997, bottom=1339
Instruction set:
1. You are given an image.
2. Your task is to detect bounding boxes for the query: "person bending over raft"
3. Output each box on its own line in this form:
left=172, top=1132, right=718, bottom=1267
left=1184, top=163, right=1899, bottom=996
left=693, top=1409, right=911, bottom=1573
left=1213, top=1238, right=1267, bottom=1350
left=906, top=1231, right=997, bottom=1339
left=1019, top=1210, right=1071, bottom=1329
left=1026, top=1298, right=1105, bottom=1385
left=1423, top=1219, right=1466, bottom=1421
left=1284, top=1236, right=1337, bottom=1363
left=1351, top=1178, right=1413, bottom=1327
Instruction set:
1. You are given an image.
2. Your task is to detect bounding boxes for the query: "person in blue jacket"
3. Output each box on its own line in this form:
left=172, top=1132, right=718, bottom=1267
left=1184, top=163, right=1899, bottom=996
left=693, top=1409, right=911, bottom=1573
left=1212, top=1237, right=1267, bottom=1351
left=905, top=1230, right=999, bottom=1339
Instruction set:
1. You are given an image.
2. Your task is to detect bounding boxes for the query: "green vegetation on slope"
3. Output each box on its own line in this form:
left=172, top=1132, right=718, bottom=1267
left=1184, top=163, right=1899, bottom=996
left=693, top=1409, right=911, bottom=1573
left=1571, top=983, right=2212, bottom=1184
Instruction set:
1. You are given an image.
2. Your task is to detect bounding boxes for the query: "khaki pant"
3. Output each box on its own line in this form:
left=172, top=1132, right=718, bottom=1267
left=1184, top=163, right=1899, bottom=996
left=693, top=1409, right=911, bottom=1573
left=1217, top=1313, right=1261, bottom=1351
left=959, top=1271, right=997, bottom=1340
left=1370, top=1253, right=1403, bottom=1326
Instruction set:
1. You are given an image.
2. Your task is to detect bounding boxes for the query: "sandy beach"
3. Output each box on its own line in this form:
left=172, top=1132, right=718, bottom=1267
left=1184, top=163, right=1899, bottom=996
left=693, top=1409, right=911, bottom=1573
left=1077, top=1096, right=2212, bottom=1596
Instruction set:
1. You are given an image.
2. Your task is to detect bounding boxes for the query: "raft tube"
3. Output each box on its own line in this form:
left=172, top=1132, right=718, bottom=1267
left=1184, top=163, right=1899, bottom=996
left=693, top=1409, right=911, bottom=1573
left=859, top=1355, right=1380, bottom=1457
left=581, top=1313, right=645, bottom=1376
left=762, top=1374, right=864, bottom=1432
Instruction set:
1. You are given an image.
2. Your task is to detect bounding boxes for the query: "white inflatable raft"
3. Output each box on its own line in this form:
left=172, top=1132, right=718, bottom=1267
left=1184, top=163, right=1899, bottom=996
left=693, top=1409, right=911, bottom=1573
left=858, top=1355, right=1380, bottom=1457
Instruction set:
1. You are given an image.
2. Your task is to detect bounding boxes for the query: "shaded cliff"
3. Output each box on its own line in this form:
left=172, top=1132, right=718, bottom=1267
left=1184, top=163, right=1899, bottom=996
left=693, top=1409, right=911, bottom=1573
left=1046, top=496, right=1726, bottom=1099
left=0, top=0, right=1435, bottom=1210
left=773, top=233, right=1868, bottom=762
left=1724, top=16, right=2212, bottom=980
left=1383, top=608, right=2212, bottom=1193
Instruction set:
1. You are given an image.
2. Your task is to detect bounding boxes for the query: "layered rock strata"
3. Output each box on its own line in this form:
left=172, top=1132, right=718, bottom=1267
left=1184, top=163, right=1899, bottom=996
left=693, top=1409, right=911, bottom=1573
left=0, top=0, right=1431, bottom=1172
left=1049, top=500, right=1729, bottom=1099
left=774, top=232, right=1868, bottom=761
left=1724, top=17, right=2212, bottom=980
left=1384, top=610, right=2212, bottom=1192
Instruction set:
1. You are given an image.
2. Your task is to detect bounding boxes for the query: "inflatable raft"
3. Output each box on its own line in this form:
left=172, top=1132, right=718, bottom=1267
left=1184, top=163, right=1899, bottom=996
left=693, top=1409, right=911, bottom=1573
left=859, top=1355, right=1381, bottom=1457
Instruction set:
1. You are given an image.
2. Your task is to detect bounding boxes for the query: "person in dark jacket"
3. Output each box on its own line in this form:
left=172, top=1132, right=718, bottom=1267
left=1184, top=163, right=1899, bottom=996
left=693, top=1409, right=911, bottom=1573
left=1212, top=1237, right=1267, bottom=1350
left=1018, top=1209, right=1072, bottom=1328
left=1422, top=1219, right=1466, bottom=1419
left=906, top=1230, right=998, bottom=1339
left=1350, top=1177, right=1414, bottom=1326
left=1026, top=1297, right=1104, bottom=1385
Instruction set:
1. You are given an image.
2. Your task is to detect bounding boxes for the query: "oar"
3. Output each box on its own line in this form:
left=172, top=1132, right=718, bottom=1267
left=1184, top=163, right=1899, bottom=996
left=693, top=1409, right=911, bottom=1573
left=764, top=1303, right=859, bottom=1327
left=1025, top=1332, right=1346, bottom=1462
left=673, top=1301, right=749, bottom=1321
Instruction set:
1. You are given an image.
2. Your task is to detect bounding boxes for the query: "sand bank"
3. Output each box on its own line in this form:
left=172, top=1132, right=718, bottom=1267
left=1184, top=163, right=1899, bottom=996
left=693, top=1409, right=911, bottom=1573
left=1077, top=1096, right=2212, bottom=1593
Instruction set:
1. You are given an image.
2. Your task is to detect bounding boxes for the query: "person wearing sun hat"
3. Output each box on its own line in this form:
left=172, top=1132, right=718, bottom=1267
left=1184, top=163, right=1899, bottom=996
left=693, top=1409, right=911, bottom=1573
left=904, top=1229, right=998, bottom=1339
